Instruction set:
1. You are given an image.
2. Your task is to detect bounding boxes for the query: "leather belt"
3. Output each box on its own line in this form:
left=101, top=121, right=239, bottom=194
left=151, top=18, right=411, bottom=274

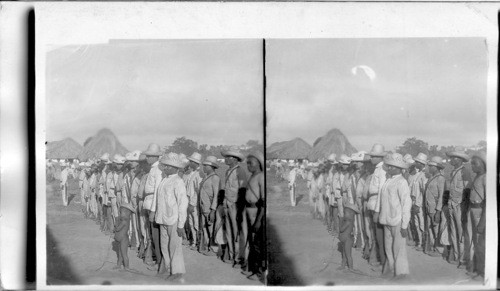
left=367, top=193, right=378, bottom=199
left=144, top=193, right=154, bottom=198
left=246, top=202, right=258, bottom=208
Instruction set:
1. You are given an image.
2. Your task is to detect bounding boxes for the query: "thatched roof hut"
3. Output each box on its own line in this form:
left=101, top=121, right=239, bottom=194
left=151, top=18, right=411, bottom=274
left=78, top=128, right=129, bottom=161
left=267, top=138, right=312, bottom=160
left=307, top=128, right=357, bottom=161
left=46, top=138, right=83, bottom=159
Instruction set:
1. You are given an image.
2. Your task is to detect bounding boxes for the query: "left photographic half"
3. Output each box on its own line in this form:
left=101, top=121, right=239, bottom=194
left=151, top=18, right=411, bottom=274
left=39, top=39, right=265, bottom=286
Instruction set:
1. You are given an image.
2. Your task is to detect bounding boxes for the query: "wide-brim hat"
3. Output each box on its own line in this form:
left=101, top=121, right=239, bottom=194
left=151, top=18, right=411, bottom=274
left=202, top=156, right=219, bottom=168
left=384, top=153, right=408, bottom=169
left=428, top=156, right=445, bottom=169
left=113, top=154, right=126, bottom=164
left=338, top=154, right=352, bottom=165
left=247, top=151, right=264, bottom=170
left=471, top=151, right=486, bottom=166
left=187, top=152, right=202, bottom=164
left=221, top=149, right=245, bottom=161
left=369, top=143, right=387, bottom=157
left=446, top=146, right=470, bottom=161
left=120, top=203, right=136, bottom=213
left=403, top=154, right=415, bottom=164
left=160, top=152, right=185, bottom=169
left=344, top=202, right=360, bottom=214
left=327, top=153, right=338, bottom=164
left=143, top=143, right=163, bottom=156
left=413, top=153, right=428, bottom=165
left=126, top=150, right=142, bottom=162
left=351, top=151, right=370, bottom=162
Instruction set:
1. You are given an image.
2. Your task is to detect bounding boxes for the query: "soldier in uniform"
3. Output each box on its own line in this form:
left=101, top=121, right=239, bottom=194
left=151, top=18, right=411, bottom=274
left=198, top=156, right=221, bottom=256
left=446, top=146, right=472, bottom=268
left=221, top=148, right=247, bottom=267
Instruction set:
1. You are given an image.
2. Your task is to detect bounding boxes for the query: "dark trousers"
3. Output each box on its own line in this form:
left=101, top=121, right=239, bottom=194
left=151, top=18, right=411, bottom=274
left=151, top=222, right=162, bottom=264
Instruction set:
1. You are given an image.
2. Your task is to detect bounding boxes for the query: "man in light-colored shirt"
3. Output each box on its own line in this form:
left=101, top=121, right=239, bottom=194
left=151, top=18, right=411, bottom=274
left=289, top=166, right=298, bottom=207
left=377, top=153, right=411, bottom=279
left=199, top=156, right=220, bottom=255
left=466, top=152, right=486, bottom=277
left=446, top=146, right=473, bottom=267
left=366, top=143, right=387, bottom=267
left=155, top=153, right=188, bottom=282
left=423, top=156, right=446, bottom=256
left=408, top=153, right=428, bottom=250
left=142, top=143, right=164, bottom=272
left=60, top=162, right=73, bottom=206
left=184, top=152, right=204, bottom=250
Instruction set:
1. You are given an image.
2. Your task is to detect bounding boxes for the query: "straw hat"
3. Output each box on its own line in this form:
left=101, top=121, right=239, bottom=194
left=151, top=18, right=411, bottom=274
left=351, top=151, right=370, bottom=162
left=221, top=148, right=245, bottom=161
left=384, top=153, right=408, bottom=169
left=160, top=152, right=185, bottom=169
left=113, top=154, right=126, bottom=164
left=369, top=143, right=387, bottom=157
left=338, top=154, right=352, bottom=165
left=120, top=203, right=136, bottom=213
left=247, top=151, right=264, bottom=170
left=187, top=152, right=202, bottom=164
left=471, top=151, right=486, bottom=166
left=327, top=153, right=337, bottom=164
left=202, top=156, right=219, bottom=168
left=403, top=154, right=415, bottom=165
left=344, top=202, right=360, bottom=214
left=413, top=153, right=428, bottom=165
left=126, top=150, right=142, bottom=162
left=446, top=146, right=470, bottom=161
left=427, top=156, right=445, bottom=169
left=143, top=143, right=163, bottom=156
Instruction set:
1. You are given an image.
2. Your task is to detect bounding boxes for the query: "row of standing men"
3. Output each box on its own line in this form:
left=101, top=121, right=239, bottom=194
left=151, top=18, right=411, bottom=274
left=57, top=144, right=266, bottom=282
left=283, top=144, right=486, bottom=280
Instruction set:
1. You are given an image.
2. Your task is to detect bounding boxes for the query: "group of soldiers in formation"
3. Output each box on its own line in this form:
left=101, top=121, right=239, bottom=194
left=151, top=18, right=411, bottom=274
left=272, top=144, right=486, bottom=281
left=48, top=144, right=265, bottom=282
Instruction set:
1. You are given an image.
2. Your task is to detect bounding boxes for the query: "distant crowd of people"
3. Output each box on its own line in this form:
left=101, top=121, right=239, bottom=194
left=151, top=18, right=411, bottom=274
left=47, top=144, right=265, bottom=283
left=270, top=144, right=486, bottom=281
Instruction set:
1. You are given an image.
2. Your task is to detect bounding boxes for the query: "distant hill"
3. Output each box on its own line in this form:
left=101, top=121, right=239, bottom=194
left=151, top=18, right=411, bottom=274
left=267, top=138, right=312, bottom=160
left=46, top=138, right=83, bottom=159
left=307, top=128, right=357, bottom=161
left=78, top=128, right=128, bottom=161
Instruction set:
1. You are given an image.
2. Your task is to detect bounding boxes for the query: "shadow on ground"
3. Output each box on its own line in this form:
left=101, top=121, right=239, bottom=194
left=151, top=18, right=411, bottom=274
left=47, top=226, right=83, bottom=285
left=266, top=217, right=305, bottom=286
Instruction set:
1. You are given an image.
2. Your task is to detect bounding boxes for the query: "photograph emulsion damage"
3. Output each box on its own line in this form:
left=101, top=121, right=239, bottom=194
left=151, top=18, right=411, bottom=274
left=44, top=39, right=265, bottom=285
left=265, top=38, right=488, bottom=287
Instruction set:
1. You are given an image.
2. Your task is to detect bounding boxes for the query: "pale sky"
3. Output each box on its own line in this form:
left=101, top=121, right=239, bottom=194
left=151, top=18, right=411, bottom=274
left=266, top=38, right=488, bottom=152
left=46, top=39, right=264, bottom=151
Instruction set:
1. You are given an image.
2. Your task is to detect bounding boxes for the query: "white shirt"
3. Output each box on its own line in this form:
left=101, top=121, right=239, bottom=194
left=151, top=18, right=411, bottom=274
left=143, top=161, right=163, bottom=211
left=155, top=174, right=188, bottom=226
left=377, top=174, right=412, bottom=229
left=368, top=162, right=387, bottom=212
left=184, top=170, right=202, bottom=206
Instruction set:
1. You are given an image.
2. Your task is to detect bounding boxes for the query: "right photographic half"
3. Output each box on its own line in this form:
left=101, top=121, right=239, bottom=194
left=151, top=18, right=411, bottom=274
left=265, top=38, right=488, bottom=287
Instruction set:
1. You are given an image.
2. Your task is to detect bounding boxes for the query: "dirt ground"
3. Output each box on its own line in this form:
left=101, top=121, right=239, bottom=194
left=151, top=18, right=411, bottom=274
left=45, top=178, right=262, bottom=286
left=266, top=169, right=483, bottom=287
